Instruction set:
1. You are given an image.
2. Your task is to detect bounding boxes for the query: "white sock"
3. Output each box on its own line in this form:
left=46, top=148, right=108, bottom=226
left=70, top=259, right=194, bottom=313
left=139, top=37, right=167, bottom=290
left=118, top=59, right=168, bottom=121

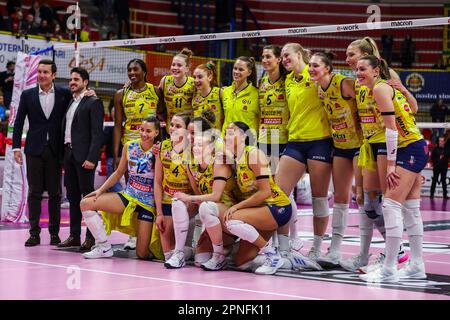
left=383, top=198, right=403, bottom=269
left=278, top=233, right=290, bottom=252
left=289, top=194, right=298, bottom=239
left=313, top=235, right=323, bottom=252
left=329, top=203, right=348, bottom=253
left=212, top=242, right=224, bottom=255
left=172, top=200, right=190, bottom=252
left=358, top=206, right=373, bottom=260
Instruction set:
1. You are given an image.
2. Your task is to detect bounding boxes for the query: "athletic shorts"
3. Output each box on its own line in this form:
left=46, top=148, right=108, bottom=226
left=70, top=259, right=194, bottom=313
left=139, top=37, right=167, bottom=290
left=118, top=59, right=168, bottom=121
left=370, top=142, right=387, bottom=158
left=258, top=143, right=287, bottom=158
left=266, top=203, right=292, bottom=227
left=332, top=147, right=360, bottom=160
left=282, top=138, right=333, bottom=164
left=396, top=139, right=428, bottom=173
left=117, top=193, right=154, bottom=222
left=162, top=203, right=172, bottom=216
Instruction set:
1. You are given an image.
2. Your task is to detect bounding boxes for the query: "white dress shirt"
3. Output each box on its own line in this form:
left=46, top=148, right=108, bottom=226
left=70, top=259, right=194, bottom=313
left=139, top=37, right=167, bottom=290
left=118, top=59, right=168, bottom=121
left=39, top=84, right=55, bottom=119
left=64, top=91, right=86, bottom=144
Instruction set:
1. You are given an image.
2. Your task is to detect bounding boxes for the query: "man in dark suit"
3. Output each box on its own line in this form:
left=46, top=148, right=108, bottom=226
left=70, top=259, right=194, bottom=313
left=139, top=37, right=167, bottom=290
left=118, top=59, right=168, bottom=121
left=13, top=59, right=72, bottom=246
left=58, top=67, right=104, bottom=251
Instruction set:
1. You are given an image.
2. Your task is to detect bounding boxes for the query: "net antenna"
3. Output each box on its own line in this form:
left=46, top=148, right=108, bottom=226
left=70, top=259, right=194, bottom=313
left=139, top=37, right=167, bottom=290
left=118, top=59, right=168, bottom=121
left=65, top=2, right=82, bottom=66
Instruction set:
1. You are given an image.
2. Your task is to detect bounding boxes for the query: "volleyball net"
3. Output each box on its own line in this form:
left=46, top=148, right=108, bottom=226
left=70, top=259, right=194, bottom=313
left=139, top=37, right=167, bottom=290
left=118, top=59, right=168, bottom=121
left=48, top=17, right=449, bottom=120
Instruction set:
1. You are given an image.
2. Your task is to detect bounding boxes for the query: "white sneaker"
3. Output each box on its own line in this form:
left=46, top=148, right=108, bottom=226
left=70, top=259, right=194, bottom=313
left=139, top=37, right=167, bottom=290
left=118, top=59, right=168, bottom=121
left=201, top=252, right=227, bottom=271
left=307, top=248, right=321, bottom=261
left=235, top=254, right=266, bottom=272
left=164, top=250, right=185, bottom=269
left=339, top=254, right=370, bottom=272
left=279, top=250, right=293, bottom=270
left=360, top=266, right=399, bottom=283
left=317, top=250, right=341, bottom=267
left=398, top=261, right=427, bottom=279
left=123, top=236, right=136, bottom=250
left=255, top=248, right=286, bottom=275
left=289, top=237, right=304, bottom=253
left=83, top=243, right=113, bottom=259
left=359, top=253, right=385, bottom=274
left=290, top=250, right=323, bottom=271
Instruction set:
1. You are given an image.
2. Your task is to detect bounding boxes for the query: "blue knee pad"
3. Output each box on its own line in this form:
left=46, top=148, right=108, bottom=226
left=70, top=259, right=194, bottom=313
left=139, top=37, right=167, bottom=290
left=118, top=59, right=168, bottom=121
left=364, top=191, right=383, bottom=220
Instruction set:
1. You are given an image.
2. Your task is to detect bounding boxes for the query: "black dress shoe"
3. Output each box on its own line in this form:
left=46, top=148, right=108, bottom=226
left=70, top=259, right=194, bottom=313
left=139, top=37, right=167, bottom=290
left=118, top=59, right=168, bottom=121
left=25, top=236, right=40, bottom=247
left=444, top=195, right=449, bottom=200
left=50, top=235, right=61, bottom=246
left=80, top=238, right=95, bottom=252
left=57, top=236, right=81, bottom=248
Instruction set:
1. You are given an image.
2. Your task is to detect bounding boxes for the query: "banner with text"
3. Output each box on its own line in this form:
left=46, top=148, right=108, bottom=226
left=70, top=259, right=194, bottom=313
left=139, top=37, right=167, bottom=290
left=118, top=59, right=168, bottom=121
left=0, top=34, right=145, bottom=84
left=399, top=70, right=450, bottom=102
left=1, top=52, right=40, bottom=222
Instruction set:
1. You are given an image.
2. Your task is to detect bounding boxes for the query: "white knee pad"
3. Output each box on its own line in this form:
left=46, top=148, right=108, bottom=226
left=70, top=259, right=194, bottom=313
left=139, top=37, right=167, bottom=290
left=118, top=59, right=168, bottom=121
left=382, top=198, right=403, bottom=239
left=83, top=210, right=107, bottom=243
left=172, top=199, right=189, bottom=225
left=402, top=199, right=423, bottom=237
left=225, top=220, right=259, bottom=243
left=332, top=203, right=348, bottom=237
left=312, top=197, right=330, bottom=218
left=199, top=201, right=220, bottom=228
left=364, top=190, right=383, bottom=219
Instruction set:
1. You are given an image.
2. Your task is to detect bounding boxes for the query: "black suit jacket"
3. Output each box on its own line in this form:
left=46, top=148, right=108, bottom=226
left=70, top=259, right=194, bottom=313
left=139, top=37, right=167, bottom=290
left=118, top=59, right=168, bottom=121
left=13, top=85, right=72, bottom=156
left=62, top=95, right=104, bottom=164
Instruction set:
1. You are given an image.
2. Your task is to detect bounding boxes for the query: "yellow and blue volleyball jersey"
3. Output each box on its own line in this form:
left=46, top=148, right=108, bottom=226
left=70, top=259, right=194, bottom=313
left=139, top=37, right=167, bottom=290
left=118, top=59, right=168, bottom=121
left=121, top=83, right=159, bottom=145
left=285, top=66, right=331, bottom=141
left=318, top=74, right=362, bottom=149
left=188, top=161, right=237, bottom=207
left=222, top=82, right=260, bottom=137
left=123, top=139, right=156, bottom=210
left=235, top=146, right=290, bottom=206
left=192, top=86, right=224, bottom=130
left=159, top=139, right=192, bottom=204
left=163, top=75, right=195, bottom=129
left=258, top=75, right=289, bottom=145
left=356, top=80, right=422, bottom=147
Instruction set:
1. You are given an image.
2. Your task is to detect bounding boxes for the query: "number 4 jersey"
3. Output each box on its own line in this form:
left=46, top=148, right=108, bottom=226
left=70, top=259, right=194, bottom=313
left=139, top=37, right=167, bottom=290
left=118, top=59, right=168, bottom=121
left=160, top=139, right=192, bottom=204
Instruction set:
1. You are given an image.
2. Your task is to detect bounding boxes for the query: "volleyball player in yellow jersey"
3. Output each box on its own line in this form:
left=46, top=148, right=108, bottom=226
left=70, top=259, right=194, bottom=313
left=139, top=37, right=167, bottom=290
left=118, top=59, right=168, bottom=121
left=308, top=52, right=363, bottom=267
left=158, top=48, right=195, bottom=134
left=258, top=45, right=289, bottom=173
left=277, top=43, right=332, bottom=262
left=113, top=58, right=160, bottom=250
left=154, top=111, right=195, bottom=262
left=167, top=112, right=238, bottom=270
left=113, top=59, right=160, bottom=170
left=192, top=61, right=224, bottom=131
left=340, top=37, right=414, bottom=272
left=356, top=56, right=427, bottom=282
left=220, top=121, right=296, bottom=273
left=256, top=45, right=318, bottom=274
left=221, top=56, right=260, bottom=137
